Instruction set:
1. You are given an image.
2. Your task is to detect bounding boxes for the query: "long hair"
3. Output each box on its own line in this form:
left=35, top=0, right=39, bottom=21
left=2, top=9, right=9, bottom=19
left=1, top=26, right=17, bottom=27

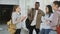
left=46, top=5, right=53, bottom=17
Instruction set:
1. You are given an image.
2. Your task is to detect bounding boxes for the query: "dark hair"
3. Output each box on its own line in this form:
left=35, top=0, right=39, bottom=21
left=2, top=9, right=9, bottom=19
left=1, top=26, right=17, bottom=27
left=58, top=1, right=60, bottom=7
left=13, top=5, right=19, bottom=11
left=35, top=2, right=40, bottom=6
left=46, top=5, right=53, bottom=17
left=53, top=1, right=59, bottom=7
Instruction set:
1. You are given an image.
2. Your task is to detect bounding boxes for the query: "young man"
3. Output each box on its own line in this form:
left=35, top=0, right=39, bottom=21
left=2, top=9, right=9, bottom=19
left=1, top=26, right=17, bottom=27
left=55, top=1, right=60, bottom=34
left=28, top=2, right=45, bottom=34
left=52, top=1, right=59, bottom=11
left=50, top=1, right=59, bottom=30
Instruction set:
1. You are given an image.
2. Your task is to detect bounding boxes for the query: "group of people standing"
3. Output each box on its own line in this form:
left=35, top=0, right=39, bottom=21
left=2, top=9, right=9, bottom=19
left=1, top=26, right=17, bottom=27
left=11, top=1, right=60, bottom=34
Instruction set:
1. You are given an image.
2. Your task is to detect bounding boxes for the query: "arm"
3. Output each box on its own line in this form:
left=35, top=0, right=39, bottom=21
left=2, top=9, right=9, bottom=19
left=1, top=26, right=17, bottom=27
left=46, top=14, right=53, bottom=21
left=41, top=16, right=45, bottom=23
left=20, top=16, right=26, bottom=22
left=41, top=10, right=45, bottom=16
left=12, top=13, right=26, bottom=24
left=28, top=8, right=33, bottom=22
left=12, top=13, right=18, bottom=24
left=50, top=12, right=58, bottom=26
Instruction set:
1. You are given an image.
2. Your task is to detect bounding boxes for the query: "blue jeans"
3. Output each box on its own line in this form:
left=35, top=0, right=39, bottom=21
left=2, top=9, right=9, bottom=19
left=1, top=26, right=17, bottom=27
left=39, top=29, right=52, bottom=34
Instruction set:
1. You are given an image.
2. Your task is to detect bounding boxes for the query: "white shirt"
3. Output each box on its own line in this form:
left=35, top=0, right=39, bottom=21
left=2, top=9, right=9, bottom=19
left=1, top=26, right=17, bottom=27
left=31, top=10, right=38, bottom=26
left=40, top=13, right=53, bottom=30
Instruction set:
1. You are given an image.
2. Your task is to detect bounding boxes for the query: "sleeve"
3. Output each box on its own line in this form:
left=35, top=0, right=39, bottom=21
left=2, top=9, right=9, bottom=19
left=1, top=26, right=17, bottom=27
left=41, top=16, right=45, bottom=23
left=41, top=10, right=45, bottom=16
left=27, top=8, right=33, bottom=22
left=46, top=14, right=53, bottom=21
left=46, top=14, right=54, bottom=25
left=50, top=12, right=58, bottom=26
left=12, top=13, right=17, bottom=24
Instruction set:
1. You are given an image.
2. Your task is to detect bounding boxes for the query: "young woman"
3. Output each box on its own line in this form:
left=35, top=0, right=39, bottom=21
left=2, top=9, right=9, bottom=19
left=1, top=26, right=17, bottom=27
left=12, top=5, right=26, bottom=34
left=39, top=5, right=53, bottom=34
left=54, top=1, right=60, bottom=34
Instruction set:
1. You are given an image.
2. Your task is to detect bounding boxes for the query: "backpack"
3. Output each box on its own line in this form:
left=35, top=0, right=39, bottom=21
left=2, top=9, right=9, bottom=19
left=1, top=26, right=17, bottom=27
left=7, top=20, right=16, bottom=34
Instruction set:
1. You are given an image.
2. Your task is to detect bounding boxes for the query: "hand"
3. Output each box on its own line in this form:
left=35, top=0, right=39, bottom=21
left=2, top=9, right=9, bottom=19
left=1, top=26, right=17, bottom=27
left=46, top=20, right=50, bottom=25
left=21, top=16, right=26, bottom=21
left=46, top=20, right=49, bottom=22
left=22, top=16, right=26, bottom=20
left=17, top=16, right=26, bottom=22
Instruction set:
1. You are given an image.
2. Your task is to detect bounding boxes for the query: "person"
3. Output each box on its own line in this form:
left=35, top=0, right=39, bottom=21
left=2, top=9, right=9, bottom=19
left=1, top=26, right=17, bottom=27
left=39, top=5, right=53, bottom=34
left=52, top=1, right=59, bottom=11
left=56, top=1, right=60, bottom=34
left=12, top=5, right=26, bottom=34
left=50, top=1, right=59, bottom=30
left=52, top=1, right=60, bottom=34
left=27, top=2, right=45, bottom=34
left=47, top=1, right=59, bottom=34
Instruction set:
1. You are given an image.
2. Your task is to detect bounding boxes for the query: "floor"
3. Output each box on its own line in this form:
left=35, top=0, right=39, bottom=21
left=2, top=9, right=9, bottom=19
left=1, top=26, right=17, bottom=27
left=0, top=24, right=57, bottom=34
left=0, top=24, right=32, bottom=34
left=0, top=24, right=10, bottom=34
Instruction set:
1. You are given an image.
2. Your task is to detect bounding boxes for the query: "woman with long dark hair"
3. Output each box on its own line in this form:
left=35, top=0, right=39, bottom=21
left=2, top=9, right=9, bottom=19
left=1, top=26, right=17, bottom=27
left=39, top=5, right=53, bottom=34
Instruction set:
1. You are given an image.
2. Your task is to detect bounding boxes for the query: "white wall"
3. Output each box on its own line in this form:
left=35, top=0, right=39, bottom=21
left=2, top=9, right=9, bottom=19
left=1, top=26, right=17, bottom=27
left=0, top=0, right=59, bottom=14
left=0, top=0, right=19, bottom=5
left=19, top=0, right=26, bottom=15
left=24, top=0, right=60, bottom=13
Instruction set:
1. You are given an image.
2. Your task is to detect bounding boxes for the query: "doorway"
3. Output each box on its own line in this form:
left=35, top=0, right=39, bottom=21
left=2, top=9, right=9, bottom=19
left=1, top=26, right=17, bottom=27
left=0, top=5, right=15, bottom=24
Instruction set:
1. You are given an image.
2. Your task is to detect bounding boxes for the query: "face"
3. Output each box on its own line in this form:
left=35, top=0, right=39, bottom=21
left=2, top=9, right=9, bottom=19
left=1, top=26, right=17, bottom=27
left=16, top=6, right=21, bottom=12
left=52, top=3, right=58, bottom=10
left=46, top=7, right=49, bottom=14
left=35, top=3, right=39, bottom=10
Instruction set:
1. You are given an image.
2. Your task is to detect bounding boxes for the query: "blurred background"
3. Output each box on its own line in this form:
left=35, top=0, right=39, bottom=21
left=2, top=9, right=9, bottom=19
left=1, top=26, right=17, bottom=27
left=0, top=0, right=60, bottom=34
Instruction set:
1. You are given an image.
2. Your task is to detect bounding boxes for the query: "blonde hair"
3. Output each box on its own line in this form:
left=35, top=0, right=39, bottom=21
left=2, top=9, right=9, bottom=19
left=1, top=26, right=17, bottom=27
left=13, top=5, right=19, bottom=11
